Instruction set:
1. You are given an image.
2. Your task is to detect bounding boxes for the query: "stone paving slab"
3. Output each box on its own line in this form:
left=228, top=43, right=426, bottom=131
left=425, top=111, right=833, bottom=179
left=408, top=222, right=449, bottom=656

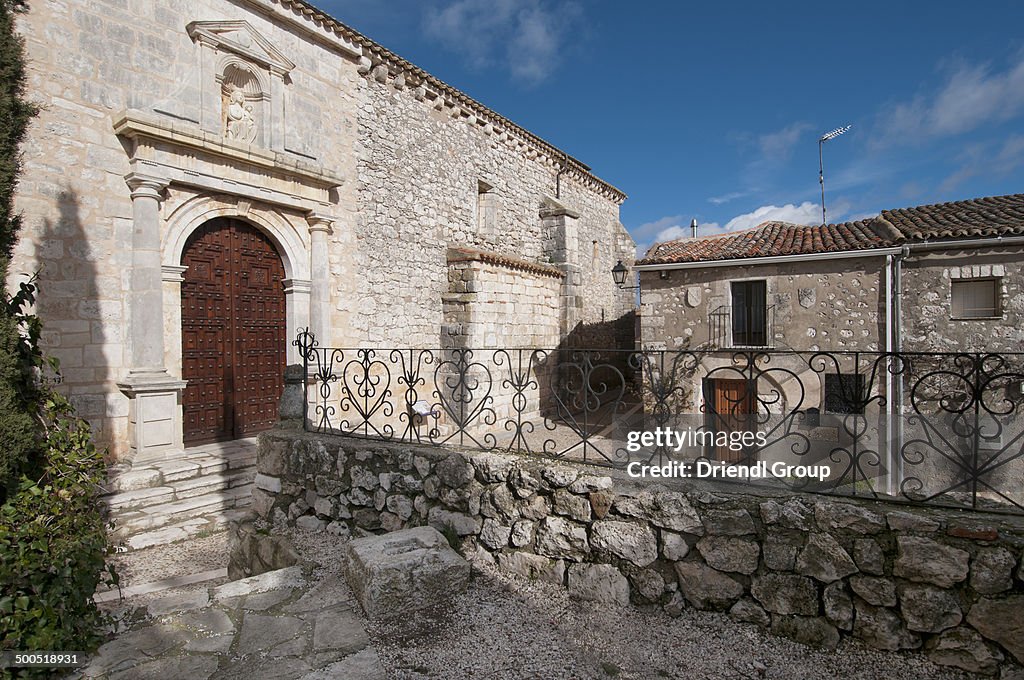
left=74, top=566, right=386, bottom=680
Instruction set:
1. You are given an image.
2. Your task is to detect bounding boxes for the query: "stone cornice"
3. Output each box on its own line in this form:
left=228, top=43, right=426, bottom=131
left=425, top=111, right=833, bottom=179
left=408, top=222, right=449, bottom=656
left=239, top=0, right=627, bottom=205
left=113, top=110, right=344, bottom=190
left=187, top=20, right=297, bottom=76
left=447, top=247, right=565, bottom=279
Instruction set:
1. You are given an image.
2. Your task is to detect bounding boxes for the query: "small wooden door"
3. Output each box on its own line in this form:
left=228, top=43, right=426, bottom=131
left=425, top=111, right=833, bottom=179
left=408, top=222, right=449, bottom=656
left=181, top=218, right=286, bottom=445
left=704, top=378, right=757, bottom=462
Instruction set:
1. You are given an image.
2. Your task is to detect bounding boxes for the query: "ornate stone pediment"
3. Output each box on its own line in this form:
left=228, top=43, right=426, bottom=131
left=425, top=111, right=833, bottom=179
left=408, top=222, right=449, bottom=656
left=187, top=20, right=295, bottom=76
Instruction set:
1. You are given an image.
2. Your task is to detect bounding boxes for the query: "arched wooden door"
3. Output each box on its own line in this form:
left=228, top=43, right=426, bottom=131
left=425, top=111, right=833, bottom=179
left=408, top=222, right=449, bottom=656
left=181, top=218, right=287, bottom=446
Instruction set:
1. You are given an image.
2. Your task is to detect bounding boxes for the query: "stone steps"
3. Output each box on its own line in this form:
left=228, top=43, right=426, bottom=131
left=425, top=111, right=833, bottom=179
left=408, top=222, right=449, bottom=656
left=123, top=507, right=254, bottom=551
left=104, top=439, right=258, bottom=550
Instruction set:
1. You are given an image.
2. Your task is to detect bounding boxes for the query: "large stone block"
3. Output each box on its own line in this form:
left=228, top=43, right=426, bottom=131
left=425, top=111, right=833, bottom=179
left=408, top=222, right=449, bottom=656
left=344, top=526, right=470, bottom=620
left=815, top=502, right=885, bottom=534
left=568, top=563, right=629, bottom=607
left=590, top=520, right=658, bottom=567
left=702, top=508, right=755, bottom=536
left=534, top=516, right=589, bottom=559
left=495, top=552, right=564, bottom=585
left=853, top=600, right=921, bottom=651
left=928, top=627, right=1004, bottom=675
left=751, top=574, right=818, bottom=616
left=848, top=575, right=896, bottom=607
left=970, top=547, right=1016, bottom=595
left=759, top=498, right=814, bottom=530
left=796, top=532, right=858, bottom=583
left=696, top=536, right=760, bottom=575
left=674, top=561, right=743, bottom=611
left=893, top=536, right=969, bottom=588
left=898, top=583, right=961, bottom=633
left=967, top=596, right=1024, bottom=664
left=614, top=491, right=703, bottom=534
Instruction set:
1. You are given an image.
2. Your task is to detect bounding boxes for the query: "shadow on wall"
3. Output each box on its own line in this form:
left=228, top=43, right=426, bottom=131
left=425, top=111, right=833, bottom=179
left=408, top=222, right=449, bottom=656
left=30, top=189, right=111, bottom=453
left=537, top=310, right=638, bottom=422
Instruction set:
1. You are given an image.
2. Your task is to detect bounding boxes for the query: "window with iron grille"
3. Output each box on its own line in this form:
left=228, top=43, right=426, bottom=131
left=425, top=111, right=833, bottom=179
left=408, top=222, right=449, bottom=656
left=951, top=278, right=999, bottom=319
left=731, top=280, right=767, bottom=347
left=824, top=373, right=865, bottom=414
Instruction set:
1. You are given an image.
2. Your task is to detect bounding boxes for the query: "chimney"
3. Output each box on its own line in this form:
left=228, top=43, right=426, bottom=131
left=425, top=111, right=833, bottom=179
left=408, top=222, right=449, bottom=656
left=690, top=218, right=698, bottom=238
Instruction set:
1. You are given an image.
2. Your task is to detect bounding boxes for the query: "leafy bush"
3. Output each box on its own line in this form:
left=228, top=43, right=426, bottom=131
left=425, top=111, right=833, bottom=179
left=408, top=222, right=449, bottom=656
left=0, top=279, right=45, bottom=498
left=0, top=392, right=114, bottom=657
left=0, top=282, right=115, bottom=664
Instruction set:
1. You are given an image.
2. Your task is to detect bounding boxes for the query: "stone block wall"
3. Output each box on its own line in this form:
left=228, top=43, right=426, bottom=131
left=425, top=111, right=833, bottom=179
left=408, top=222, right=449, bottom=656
left=440, top=254, right=563, bottom=429
left=443, top=255, right=562, bottom=350
left=345, top=65, right=635, bottom=348
left=255, top=428, right=1024, bottom=676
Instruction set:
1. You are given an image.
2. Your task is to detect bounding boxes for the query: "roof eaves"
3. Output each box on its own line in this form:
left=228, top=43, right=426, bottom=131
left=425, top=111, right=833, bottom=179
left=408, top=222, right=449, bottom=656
left=253, top=0, right=627, bottom=204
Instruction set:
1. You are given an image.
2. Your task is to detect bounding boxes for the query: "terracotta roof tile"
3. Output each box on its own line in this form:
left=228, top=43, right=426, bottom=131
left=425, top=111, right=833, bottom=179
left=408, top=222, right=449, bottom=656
left=882, top=194, right=1024, bottom=240
left=638, top=193, right=1024, bottom=265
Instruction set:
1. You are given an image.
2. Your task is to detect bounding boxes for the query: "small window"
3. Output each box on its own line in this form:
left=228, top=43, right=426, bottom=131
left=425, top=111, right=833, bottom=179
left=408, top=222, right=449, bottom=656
left=477, top=180, right=497, bottom=236
left=824, top=373, right=865, bottom=415
left=731, top=280, right=767, bottom=347
left=951, top=279, right=999, bottom=319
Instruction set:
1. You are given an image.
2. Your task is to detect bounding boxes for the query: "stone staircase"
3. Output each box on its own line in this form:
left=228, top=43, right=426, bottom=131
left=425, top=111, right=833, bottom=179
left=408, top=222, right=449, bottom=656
left=104, top=438, right=259, bottom=551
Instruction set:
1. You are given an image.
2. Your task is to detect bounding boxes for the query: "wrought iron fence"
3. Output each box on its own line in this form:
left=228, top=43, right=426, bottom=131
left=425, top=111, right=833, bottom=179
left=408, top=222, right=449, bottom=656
left=293, top=329, right=1024, bottom=515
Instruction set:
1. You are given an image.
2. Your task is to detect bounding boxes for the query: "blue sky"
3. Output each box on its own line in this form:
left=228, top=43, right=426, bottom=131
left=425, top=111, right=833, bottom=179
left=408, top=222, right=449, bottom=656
left=320, top=0, right=1024, bottom=254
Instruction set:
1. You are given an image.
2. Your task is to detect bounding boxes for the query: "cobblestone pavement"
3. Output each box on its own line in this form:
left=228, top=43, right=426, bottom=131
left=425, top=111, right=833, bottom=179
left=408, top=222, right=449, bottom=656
left=75, top=566, right=385, bottom=680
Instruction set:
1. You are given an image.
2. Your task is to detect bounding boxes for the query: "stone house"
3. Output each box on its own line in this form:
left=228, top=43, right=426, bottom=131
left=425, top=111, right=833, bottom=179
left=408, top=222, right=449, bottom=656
left=632, top=195, right=1024, bottom=496
left=9, top=0, right=636, bottom=462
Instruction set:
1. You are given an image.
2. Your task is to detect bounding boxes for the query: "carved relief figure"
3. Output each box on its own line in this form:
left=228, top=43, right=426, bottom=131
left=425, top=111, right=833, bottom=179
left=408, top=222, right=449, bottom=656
left=224, top=87, right=256, bottom=143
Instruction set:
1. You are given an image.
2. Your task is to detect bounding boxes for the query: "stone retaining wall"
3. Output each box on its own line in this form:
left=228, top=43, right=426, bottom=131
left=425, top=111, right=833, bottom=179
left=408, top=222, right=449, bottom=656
left=253, top=429, right=1024, bottom=676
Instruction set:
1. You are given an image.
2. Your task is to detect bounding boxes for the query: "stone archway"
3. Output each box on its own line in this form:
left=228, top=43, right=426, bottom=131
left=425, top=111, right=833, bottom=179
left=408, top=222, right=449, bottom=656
left=180, top=217, right=287, bottom=445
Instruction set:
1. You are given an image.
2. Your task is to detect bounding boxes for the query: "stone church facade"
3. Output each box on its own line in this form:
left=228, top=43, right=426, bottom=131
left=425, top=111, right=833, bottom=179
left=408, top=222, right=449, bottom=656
left=11, top=0, right=635, bottom=461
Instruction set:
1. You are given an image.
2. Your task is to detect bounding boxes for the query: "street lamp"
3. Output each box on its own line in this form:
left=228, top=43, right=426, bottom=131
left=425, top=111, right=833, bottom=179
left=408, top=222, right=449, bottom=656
left=611, top=260, right=640, bottom=302
left=819, top=124, right=851, bottom=226
left=611, top=260, right=630, bottom=287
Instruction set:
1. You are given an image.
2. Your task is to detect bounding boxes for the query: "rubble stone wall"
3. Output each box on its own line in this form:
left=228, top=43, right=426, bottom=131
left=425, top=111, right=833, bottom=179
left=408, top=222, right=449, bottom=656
left=638, top=256, right=886, bottom=352
left=901, top=247, right=1024, bottom=353
left=254, top=429, right=1024, bottom=676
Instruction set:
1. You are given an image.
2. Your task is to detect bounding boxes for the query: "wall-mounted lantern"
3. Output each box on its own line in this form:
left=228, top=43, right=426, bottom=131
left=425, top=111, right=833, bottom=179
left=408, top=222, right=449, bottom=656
left=611, top=260, right=641, bottom=303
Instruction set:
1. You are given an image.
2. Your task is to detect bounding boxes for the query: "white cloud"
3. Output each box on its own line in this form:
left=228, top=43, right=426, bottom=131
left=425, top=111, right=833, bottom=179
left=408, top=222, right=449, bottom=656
left=708, top=190, right=749, bottom=205
left=723, top=202, right=822, bottom=231
left=631, top=215, right=723, bottom=257
left=423, top=0, right=579, bottom=85
left=939, top=134, right=1024, bottom=192
left=757, top=122, right=813, bottom=160
left=876, top=55, right=1024, bottom=145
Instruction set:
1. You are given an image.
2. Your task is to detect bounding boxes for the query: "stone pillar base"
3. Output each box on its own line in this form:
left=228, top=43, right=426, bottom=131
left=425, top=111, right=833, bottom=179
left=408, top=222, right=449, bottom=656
left=118, top=373, right=188, bottom=462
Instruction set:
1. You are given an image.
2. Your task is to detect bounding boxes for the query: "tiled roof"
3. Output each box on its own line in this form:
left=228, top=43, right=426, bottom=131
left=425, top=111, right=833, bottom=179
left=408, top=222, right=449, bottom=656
left=881, top=194, right=1024, bottom=240
left=639, top=218, right=899, bottom=264
left=638, top=193, right=1024, bottom=265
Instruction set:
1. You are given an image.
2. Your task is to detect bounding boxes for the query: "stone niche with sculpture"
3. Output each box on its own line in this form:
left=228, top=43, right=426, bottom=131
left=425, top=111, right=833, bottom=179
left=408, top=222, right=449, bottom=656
left=152, top=20, right=300, bottom=153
